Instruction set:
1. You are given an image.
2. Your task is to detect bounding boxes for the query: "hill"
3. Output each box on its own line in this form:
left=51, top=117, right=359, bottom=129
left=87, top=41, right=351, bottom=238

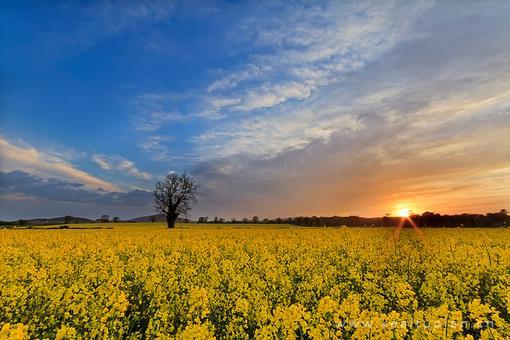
left=0, top=215, right=93, bottom=226
left=129, top=214, right=188, bottom=223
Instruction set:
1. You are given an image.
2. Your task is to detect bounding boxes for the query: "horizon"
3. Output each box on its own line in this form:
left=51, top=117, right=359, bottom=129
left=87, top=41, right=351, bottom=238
left=2, top=1, right=510, bottom=220
left=2, top=208, right=508, bottom=223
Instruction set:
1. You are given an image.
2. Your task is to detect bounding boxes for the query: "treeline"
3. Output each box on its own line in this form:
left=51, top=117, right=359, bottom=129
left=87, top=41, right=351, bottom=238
left=398, top=210, right=509, bottom=228
left=196, top=209, right=509, bottom=228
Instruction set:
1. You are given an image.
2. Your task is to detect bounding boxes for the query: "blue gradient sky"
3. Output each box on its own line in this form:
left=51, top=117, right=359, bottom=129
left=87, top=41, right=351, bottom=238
left=1, top=1, right=509, bottom=220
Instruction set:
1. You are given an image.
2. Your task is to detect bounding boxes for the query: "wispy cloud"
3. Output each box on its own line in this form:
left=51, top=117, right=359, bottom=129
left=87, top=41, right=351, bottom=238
left=198, top=0, right=434, bottom=115
left=133, top=1, right=435, bottom=161
left=0, top=170, right=151, bottom=206
left=92, top=154, right=152, bottom=180
left=132, top=92, right=188, bottom=132
left=0, top=137, right=117, bottom=191
left=183, top=0, right=510, bottom=217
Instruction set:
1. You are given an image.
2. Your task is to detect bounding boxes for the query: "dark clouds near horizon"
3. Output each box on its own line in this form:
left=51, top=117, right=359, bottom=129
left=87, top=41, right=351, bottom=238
left=0, top=171, right=152, bottom=219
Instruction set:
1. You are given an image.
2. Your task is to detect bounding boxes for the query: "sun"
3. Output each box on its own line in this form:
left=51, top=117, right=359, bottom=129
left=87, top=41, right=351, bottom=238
left=397, top=208, right=410, bottom=218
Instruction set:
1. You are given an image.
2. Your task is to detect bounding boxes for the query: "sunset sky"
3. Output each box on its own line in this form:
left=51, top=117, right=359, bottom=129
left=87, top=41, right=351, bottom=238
left=1, top=1, right=509, bottom=220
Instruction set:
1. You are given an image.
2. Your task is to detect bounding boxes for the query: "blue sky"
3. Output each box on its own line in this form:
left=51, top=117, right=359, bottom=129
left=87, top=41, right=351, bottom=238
left=1, top=1, right=510, bottom=220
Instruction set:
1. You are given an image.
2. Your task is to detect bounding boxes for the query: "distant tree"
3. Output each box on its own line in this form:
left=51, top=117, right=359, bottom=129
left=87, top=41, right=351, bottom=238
left=64, top=215, right=72, bottom=224
left=230, top=218, right=237, bottom=223
left=486, top=209, right=509, bottom=226
left=242, top=217, right=249, bottom=224
left=213, top=216, right=219, bottom=223
left=17, top=219, right=28, bottom=227
left=197, top=216, right=209, bottom=224
left=100, top=214, right=110, bottom=223
left=154, top=173, right=199, bottom=228
left=252, top=216, right=259, bottom=223
left=112, top=216, right=120, bottom=223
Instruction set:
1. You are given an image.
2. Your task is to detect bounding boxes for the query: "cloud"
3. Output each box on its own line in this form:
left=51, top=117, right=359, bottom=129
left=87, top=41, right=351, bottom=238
left=0, top=171, right=152, bottom=206
left=200, top=0, right=434, bottom=113
left=0, top=137, right=117, bottom=191
left=184, top=1, right=510, bottom=217
left=232, top=82, right=313, bottom=112
left=131, top=91, right=192, bottom=132
left=191, top=111, right=510, bottom=218
left=92, top=154, right=152, bottom=180
left=137, top=135, right=176, bottom=162
left=133, top=1, right=435, bottom=161
left=0, top=170, right=153, bottom=219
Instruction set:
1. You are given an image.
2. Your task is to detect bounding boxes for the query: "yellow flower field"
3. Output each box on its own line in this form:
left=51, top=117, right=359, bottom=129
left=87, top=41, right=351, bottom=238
left=1, top=224, right=509, bottom=339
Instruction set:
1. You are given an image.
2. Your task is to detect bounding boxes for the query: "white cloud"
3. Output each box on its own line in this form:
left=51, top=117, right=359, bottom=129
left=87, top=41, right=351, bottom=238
left=0, top=137, right=117, bottom=191
left=200, top=0, right=434, bottom=115
left=138, top=134, right=175, bottom=161
left=91, top=154, right=111, bottom=170
left=92, top=154, right=152, bottom=180
left=233, top=82, right=313, bottom=112
left=134, top=0, right=435, bottom=162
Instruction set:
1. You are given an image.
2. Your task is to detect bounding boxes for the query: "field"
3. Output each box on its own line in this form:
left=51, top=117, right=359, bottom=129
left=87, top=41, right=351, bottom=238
left=1, top=224, right=510, bottom=339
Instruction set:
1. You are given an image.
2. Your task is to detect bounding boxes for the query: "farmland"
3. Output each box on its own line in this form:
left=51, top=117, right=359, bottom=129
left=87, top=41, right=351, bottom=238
left=1, top=224, right=509, bottom=339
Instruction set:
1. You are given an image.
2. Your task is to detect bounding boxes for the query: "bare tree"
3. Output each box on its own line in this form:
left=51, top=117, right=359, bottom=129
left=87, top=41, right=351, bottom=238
left=154, top=172, right=198, bottom=228
left=99, top=214, right=110, bottom=223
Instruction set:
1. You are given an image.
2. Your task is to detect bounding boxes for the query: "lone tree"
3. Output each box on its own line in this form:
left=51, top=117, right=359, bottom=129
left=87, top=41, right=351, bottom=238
left=154, top=172, right=198, bottom=228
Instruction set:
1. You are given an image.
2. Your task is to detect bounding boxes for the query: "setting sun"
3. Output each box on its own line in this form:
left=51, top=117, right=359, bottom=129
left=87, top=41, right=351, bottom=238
left=397, top=209, right=410, bottom=217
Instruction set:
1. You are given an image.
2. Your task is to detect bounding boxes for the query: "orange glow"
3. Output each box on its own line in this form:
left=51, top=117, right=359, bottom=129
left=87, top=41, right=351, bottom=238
left=392, top=203, right=419, bottom=217
left=392, top=203, right=427, bottom=244
left=397, top=208, right=410, bottom=217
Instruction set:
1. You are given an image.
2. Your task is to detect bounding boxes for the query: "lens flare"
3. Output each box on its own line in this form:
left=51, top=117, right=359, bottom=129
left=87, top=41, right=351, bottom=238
left=392, top=204, right=426, bottom=243
left=397, top=209, right=410, bottom=217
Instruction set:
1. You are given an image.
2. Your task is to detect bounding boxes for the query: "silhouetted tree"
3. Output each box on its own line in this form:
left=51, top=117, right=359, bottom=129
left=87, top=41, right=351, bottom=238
left=154, top=173, right=198, bottom=228
left=252, top=216, right=259, bottom=223
left=112, top=216, right=120, bottom=223
left=99, top=215, right=110, bottom=223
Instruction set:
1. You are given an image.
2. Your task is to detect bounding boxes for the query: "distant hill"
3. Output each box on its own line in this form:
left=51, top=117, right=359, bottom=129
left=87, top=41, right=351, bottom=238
left=0, top=215, right=94, bottom=226
left=129, top=214, right=187, bottom=223
left=129, top=213, right=166, bottom=222
left=30, top=216, right=94, bottom=225
left=0, top=214, right=190, bottom=226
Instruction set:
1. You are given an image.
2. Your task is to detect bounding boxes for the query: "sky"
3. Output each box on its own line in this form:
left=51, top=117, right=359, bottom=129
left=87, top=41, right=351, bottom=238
left=1, top=0, right=509, bottom=220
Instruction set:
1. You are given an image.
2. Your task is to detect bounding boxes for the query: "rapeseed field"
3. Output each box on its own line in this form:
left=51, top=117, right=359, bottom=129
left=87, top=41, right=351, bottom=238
left=1, top=224, right=509, bottom=339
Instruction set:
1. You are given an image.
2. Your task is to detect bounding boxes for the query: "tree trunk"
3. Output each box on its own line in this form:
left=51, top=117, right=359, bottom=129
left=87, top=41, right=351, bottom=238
left=166, top=212, right=177, bottom=228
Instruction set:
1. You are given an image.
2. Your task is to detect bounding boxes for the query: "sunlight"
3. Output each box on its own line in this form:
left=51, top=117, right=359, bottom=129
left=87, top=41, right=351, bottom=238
left=392, top=204, right=427, bottom=243
left=397, top=208, right=410, bottom=218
